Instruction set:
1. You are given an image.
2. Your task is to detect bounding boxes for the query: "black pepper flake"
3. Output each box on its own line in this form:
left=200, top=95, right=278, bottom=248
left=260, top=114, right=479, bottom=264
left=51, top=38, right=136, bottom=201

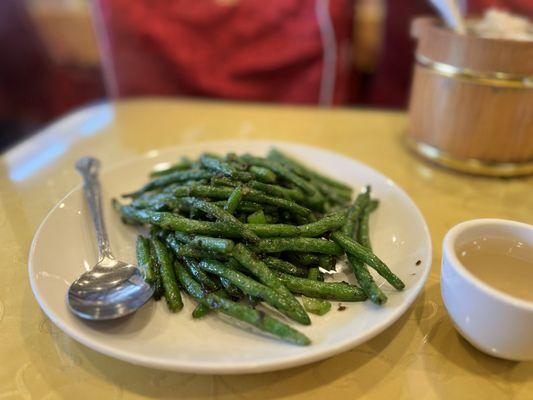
left=337, top=304, right=346, bottom=311
left=416, top=260, right=422, bottom=266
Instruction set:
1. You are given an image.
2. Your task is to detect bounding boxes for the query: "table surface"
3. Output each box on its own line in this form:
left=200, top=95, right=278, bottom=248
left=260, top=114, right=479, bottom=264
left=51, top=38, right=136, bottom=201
left=1, top=99, right=532, bottom=399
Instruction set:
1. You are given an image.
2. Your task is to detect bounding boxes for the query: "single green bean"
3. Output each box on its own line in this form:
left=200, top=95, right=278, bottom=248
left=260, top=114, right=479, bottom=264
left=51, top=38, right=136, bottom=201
left=247, top=210, right=267, bottom=224
left=232, top=244, right=310, bottom=324
left=148, top=238, right=164, bottom=300
left=263, top=257, right=308, bottom=277
left=318, top=254, right=336, bottom=271
left=273, top=271, right=367, bottom=301
left=198, top=259, right=311, bottom=325
left=174, top=232, right=235, bottom=254
left=151, top=238, right=183, bottom=311
left=357, top=199, right=379, bottom=249
left=192, top=289, right=229, bottom=318
left=182, top=257, right=220, bottom=291
left=136, top=235, right=155, bottom=283
left=218, top=276, right=244, bottom=298
left=218, top=200, right=267, bottom=213
left=165, top=234, right=227, bottom=260
left=297, top=211, right=346, bottom=237
left=249, top=166, right=277, bottom=183
left=150, top=157, right=192, bottom=177
left=224, top=185, right=243, bottom=214
left=174, top=261, right=310, bottom=346
left=247, top=180, right=304, bottom=202
left=307, top=267, right=321, bottom=281
left=331, top=232, right=405, bottom=290
left=341, top=189, right=371, bottom=236
left=251, top=238, right=343, bottom=256
left=302, top=296, right=331, bottom=315
left=347, top=254, right=387, bottom=305
left=348, top=197, right=386, bottom=304
left=192, top=303, right=210, bottom=318
left=285, top=253, right=319, bottom=267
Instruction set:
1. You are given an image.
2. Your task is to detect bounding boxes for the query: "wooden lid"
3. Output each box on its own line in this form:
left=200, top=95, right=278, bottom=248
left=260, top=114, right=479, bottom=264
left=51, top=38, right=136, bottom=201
left=412, top=17, right=533, bottom=75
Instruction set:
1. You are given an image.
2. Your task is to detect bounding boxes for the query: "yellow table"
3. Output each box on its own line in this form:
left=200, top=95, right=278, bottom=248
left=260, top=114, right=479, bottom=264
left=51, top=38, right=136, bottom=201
left=1, top=99, right=531, bottom=399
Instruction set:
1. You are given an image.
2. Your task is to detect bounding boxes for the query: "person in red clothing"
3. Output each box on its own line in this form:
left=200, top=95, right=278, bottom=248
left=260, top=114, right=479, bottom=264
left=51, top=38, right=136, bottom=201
left=94, top=0, right=532, bottom=108
left=94, top=0, right=354, bottom=106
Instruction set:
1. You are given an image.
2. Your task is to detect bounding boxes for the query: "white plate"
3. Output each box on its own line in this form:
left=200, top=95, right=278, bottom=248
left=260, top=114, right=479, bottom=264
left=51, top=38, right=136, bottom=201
left=29, top=140, right=431, bottom=374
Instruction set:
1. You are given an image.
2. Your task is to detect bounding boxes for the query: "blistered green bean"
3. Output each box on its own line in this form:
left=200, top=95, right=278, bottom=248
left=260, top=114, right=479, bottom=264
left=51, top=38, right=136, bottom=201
left=175, top=261, right=310, bottom=345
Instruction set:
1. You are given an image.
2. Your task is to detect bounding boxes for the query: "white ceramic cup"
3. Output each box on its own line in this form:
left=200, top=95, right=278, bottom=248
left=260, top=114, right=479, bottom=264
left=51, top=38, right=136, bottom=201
left=441, top=219, right=533, bottom=361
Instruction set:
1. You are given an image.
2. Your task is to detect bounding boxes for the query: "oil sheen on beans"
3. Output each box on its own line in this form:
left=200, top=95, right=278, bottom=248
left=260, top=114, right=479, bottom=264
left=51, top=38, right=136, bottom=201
left=457, top=236, right=533, bottom=302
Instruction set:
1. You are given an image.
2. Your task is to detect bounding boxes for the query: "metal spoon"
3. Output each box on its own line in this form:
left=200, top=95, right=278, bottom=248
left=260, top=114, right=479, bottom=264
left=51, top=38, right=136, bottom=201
left=67, top=157, right=154, bottom=320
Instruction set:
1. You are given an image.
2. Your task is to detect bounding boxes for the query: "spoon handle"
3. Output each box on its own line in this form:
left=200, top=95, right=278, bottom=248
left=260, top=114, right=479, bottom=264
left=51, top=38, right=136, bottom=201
left=76, top=157, right=114, bottom=261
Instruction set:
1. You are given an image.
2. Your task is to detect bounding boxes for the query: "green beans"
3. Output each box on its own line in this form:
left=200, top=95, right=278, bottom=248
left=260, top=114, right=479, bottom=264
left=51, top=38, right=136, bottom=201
left=181, top=197, right=260, bottom=243
left=121, top=204, right=342, bottom=240
left=151, top=238, right=183, bottom=311
left=175, top=261, right=310, bottom=345
left=128, top=170, right=212, bottom=196
left=224, top=185, right=243, bottom=214
left=232, top=244, right=310, bottom=325
left=267, top=148, right=352, bottom=192
left=198, top=259, right=310, bottom=325
left=247, top=180, right=303, bottom=202
left=161, top=185, right=312, bottom=217
left=273, top=271, right=367, bottom=301
left=200, top=154, right=252, bottom=181
left=331, top=232, right=405, bottom=290
left=241, top=154, right=317, bottom=195
left=117, top=149, right=405, bottom=345
left=251, top=238, right=343, bottom=256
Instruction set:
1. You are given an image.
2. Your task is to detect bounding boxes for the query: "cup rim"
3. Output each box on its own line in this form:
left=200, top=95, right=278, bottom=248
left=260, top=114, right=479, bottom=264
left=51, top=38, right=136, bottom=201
left=443, top=218, right=533, bottom=311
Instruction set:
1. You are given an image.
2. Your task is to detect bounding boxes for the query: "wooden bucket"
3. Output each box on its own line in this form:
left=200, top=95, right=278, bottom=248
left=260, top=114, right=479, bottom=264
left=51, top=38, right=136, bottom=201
left=407, top=17, right=533, bottom=177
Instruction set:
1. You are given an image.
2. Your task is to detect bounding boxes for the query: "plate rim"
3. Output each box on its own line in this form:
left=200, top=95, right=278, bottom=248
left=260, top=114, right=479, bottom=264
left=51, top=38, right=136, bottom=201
left=28, top=139, right=432, bottom=374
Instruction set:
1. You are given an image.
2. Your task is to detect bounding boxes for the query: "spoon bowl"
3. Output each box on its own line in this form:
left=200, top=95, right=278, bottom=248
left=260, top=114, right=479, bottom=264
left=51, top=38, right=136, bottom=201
left=67, top=157, right=154, bottom=321
left=68, top=259, right=154, bottom=320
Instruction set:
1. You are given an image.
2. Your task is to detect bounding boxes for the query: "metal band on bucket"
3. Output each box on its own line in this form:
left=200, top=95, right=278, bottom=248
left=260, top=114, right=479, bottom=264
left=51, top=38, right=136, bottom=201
left=416, top=53, right=533, bottom=89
